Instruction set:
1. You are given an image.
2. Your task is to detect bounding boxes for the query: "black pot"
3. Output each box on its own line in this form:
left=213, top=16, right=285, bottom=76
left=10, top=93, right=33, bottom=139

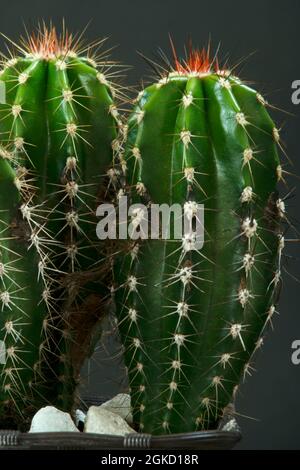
left=0, top=400, right=241, bottom=450
left=0, top=428, right=241, bottom=450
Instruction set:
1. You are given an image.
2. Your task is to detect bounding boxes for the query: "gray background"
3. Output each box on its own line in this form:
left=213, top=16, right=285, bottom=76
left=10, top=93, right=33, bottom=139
left=0, top=0, right=299, bottom=450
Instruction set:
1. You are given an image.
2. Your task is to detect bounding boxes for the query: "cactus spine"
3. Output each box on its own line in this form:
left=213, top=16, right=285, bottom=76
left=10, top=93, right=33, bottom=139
left=115, top=47, right=284, bottom=434
left=0, top=26, right=123, bottom=428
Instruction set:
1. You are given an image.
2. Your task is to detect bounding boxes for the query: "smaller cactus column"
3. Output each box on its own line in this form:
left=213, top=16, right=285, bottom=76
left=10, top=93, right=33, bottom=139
left=114, top=46, right=284, bottom=435
left=0, top=25, right=124, bottom=428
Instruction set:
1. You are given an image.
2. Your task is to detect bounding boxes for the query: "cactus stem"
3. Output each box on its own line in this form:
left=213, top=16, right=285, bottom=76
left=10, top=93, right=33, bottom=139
left=114, top=42, right=283, bottom=433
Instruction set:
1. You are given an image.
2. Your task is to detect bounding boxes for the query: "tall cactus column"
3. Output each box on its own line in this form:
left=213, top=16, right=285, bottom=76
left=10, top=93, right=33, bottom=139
left=115, top=48, right=283, bottom=434
left=0, top=26, right=123, bottom=428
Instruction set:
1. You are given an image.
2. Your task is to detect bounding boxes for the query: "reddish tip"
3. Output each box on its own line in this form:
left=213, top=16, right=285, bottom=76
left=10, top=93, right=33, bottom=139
left=169, top=37, right=218, bottom=75
left=25, top=25, right=74, bottom=58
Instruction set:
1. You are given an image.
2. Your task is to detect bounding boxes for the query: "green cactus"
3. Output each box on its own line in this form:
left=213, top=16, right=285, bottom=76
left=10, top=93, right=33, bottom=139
left=0, top=25, right=123, bottom=428
left=114, top=46, right=284, bottom=434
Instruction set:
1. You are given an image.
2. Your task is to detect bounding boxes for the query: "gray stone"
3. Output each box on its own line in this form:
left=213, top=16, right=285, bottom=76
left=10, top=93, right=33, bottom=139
left=100, top=393, right=132, bottom=423
left=84, top=406, right=136, bottom=436
left=222, top=418, right=240, bottom=433
left=29, top=406, right=79, bottom=433
left=75, top=409, right=86, bottom=427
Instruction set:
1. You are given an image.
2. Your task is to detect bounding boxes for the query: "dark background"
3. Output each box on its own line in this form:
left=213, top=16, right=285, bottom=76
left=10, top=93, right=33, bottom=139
left=0, top=0, right=299, bottom=450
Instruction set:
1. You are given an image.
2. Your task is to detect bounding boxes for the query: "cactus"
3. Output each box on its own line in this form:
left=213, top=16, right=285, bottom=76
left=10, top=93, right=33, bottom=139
left=114, top=46, right=284, bottom=434
left=0, top=25, right=123, bottom=428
